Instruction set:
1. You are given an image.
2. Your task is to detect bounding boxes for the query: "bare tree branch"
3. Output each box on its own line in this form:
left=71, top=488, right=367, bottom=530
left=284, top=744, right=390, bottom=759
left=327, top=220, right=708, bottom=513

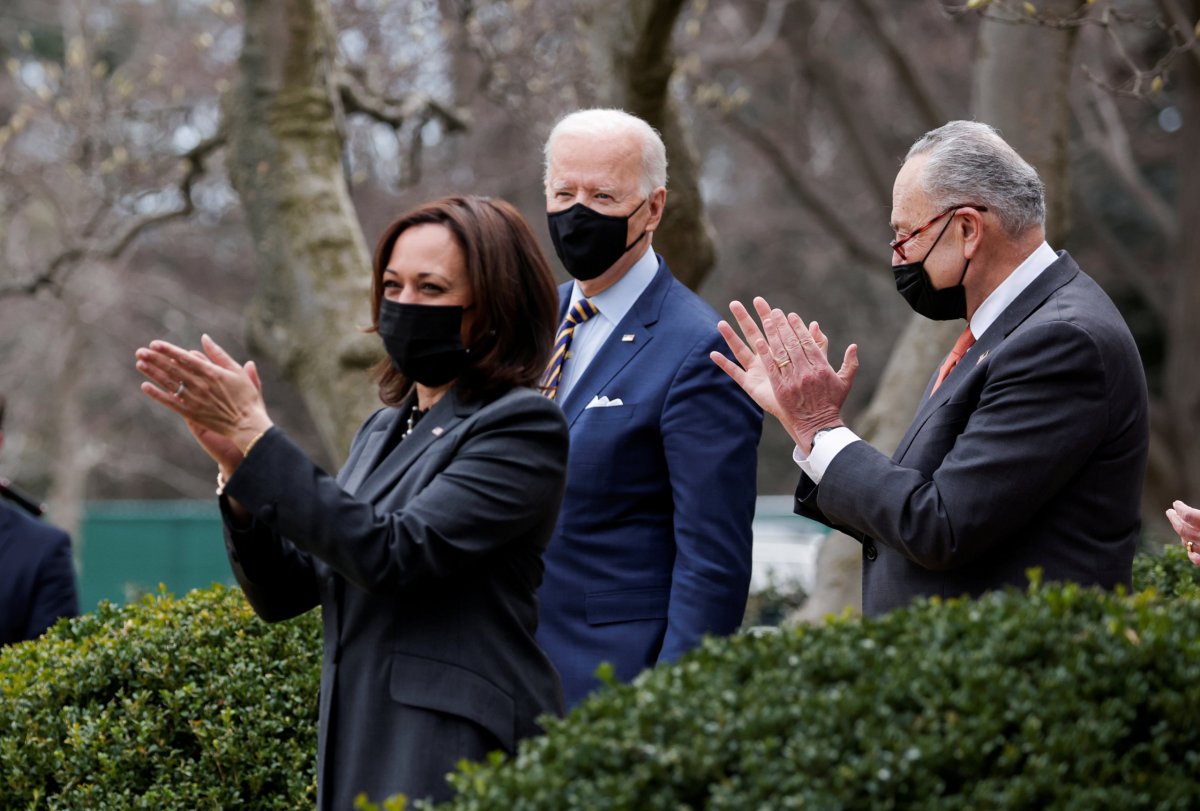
left=952, top=0, right=1198, bottom=98
left=723, top=111, right=878, bottom=268
left=793, top=0, right=894, bottom=202
left=336, top=66, right=470, bottom=187
left=1155, top=0, right=1200, bottom=73
left=105, top=448, right=215, bottom=497
left=700, top=0, right=796, bottom=67
left=337, top=66, right=470, bottom=134
left=1073, top=189, right=1168, bottom=320
left=0, top=134, right=226, bottom=298
left=852, top=0, right=949, bottom=129
left=1071, top=83, right=1177, bottom=243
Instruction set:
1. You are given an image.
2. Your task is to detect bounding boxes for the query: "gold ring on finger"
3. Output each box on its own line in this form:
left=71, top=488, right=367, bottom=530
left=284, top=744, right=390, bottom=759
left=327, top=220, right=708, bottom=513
left=775, top=357, right=792, bottom=369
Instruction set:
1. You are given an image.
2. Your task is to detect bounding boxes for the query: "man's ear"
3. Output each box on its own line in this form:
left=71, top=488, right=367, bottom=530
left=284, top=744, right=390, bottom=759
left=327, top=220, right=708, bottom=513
left=644, top=187, right=668, bottom=234
left=960, top=207, right=985, bottom=260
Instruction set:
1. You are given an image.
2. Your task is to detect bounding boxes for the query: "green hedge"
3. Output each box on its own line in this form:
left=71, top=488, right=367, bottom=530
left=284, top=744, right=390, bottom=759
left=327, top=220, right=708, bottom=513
left=1133, top=543, right=1200, bottom=600
left=4, top=549, right=1199, bottom=809
left=0, top=585, right=321, bottom=809
left=425, top=550, right=1200, bottom=810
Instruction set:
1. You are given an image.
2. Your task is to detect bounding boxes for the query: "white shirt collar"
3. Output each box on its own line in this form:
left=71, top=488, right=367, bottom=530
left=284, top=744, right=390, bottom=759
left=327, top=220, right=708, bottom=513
left=969, top=241, right=1058, bottom=339
left=568, top=244, right=659, bottom=327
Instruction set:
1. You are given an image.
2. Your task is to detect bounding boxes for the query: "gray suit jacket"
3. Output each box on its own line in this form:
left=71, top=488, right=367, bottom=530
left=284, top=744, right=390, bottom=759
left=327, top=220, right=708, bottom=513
left=220, top=385, right=568, bottom=808
left=797, top=252, right=1149, bottom=616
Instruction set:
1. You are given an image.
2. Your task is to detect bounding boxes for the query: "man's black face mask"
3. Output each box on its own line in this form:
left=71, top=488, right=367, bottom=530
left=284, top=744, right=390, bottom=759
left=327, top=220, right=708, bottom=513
left=892, top=211, right=970, bottom=321
left=546, top=199, right=647, bottom=281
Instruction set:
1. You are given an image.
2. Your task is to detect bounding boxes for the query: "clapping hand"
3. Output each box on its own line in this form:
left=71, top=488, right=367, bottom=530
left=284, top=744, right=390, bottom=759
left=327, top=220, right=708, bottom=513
left=710, top=297, right=859, bottom=453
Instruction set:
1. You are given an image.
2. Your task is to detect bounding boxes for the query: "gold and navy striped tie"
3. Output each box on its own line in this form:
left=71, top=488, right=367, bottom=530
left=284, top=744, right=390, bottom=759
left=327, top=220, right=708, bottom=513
left=541, top=298, right=599, bottom=400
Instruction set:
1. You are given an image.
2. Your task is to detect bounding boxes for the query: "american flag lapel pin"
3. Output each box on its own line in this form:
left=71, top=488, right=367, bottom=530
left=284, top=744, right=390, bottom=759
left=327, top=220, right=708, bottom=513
left=431, top=426, right=445, bottom=437
left=975, top=350, right=990, bottom=365
left=621, top=334, right=635, bottom=342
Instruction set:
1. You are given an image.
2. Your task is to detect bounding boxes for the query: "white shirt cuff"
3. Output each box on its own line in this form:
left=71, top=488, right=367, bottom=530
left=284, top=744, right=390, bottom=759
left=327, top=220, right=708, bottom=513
left=791, top=427, right=860, bottom=485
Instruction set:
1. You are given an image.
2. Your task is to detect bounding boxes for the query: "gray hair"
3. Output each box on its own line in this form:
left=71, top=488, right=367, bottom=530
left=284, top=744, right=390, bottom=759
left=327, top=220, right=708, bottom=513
left=906, top=120, right=1045, bottom=236
left=543, top=108, right=668, bottom=196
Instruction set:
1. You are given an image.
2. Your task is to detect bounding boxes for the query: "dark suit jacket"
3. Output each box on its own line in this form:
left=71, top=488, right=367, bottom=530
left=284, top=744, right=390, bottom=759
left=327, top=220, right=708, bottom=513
left=537, top=255, right=763, bottom=707
left=0, top=502, right=78, bottom=646
left=797, top=252, right=1149, bottom=616
left=220, top=385, right=568, bottom=809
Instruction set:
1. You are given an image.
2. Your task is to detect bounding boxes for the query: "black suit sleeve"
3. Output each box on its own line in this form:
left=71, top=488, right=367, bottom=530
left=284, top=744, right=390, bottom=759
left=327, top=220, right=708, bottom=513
left=220, top=409, right=391, bottom=623
left=815, top=320, right=1111, bottom=570
left=24, top=530, right=78, bottom=639
left=222, top=502, right=321, bottom=623
left=225, top=394, right=568, bottom=597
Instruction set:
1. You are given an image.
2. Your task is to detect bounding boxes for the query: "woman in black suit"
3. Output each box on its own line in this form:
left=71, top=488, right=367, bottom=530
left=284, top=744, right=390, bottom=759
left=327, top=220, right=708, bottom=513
left=135, top=196, right=567, bottom=808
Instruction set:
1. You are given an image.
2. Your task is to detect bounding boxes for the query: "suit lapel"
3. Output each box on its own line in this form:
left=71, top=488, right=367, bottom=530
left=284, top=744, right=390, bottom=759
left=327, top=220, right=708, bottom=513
left=340, top=417, right=397, bottom=496
left=0, top=503, right=14, bottom=559
left=353, top=386, right=479, bottom=505
left=891, top=252, right=1079, bottom=462
left=559, top=257, right=670, bottom=427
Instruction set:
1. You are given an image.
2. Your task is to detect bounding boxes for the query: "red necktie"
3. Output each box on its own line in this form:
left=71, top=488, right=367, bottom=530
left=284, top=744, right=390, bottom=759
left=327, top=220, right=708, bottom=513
left=930, top=327, right=975, bottom=396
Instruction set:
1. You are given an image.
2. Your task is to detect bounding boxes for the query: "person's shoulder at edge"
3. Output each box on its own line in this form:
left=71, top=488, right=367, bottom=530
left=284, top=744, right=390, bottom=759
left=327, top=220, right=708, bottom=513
left=653, top=266, right=728, bottom=338
left=468, top=386, right=570, bottom=432
left=5, top=504, right=71, bottom=545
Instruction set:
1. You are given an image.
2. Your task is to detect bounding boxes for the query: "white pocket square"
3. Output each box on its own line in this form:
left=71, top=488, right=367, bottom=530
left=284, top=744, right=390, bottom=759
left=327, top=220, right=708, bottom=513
left=585, top=395, right=624, bottom=409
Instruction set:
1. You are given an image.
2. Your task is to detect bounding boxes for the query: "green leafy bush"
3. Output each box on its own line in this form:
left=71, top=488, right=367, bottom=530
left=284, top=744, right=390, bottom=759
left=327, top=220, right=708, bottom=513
left=740, top=573, right=808, bottom=629
left=7, top=550, right=1200, bottom=810
left=1133, top=543, right=1200, bottom=600
left=426, top=560, right=1200, bottom=810
left=0, top=584, right=320, bottom=809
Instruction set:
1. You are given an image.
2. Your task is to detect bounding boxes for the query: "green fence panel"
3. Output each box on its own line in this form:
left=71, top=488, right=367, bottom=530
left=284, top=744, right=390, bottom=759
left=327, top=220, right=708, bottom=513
left=79, top=500, right=234, bottom=610
left=76, top=497, right=829, bottom=612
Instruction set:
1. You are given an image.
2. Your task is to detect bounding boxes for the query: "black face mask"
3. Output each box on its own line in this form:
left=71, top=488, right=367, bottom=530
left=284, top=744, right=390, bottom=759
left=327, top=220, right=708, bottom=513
left=377, top=300, right=471, bottom=387
left=892, top=214, right=970, bottom=321
left=547, top=199, right=647, bottom=281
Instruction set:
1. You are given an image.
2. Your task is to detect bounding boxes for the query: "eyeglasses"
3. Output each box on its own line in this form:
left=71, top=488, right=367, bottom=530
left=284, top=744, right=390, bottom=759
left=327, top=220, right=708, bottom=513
left=890, top=204, right=988, bottom=262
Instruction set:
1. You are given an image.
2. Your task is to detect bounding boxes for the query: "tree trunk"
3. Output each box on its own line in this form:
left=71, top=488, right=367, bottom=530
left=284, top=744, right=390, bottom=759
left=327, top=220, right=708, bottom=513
left=1160, top=3, right=1200, bottom=506
left=972, top=0, right=1080, bottom=247
left=792, top=2, right=1081, bottom=623
left=45, top=312, right=95, bottom=560
left=578, top=0, right=715, bottom=290
left=224, top=0, right=380, bottom=464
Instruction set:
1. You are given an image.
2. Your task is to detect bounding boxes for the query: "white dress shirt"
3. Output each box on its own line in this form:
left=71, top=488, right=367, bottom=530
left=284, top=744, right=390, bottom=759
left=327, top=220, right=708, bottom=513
left=794, top=241, right=1059, bottom=483
left=555, top=246, right=659, bottom=402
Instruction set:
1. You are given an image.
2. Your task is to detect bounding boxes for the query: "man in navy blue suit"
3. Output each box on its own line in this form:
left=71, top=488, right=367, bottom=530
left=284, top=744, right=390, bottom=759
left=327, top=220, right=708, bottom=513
left=0, top=395, right=79, bottom=646
left=536, top=109, right=762, bottom=707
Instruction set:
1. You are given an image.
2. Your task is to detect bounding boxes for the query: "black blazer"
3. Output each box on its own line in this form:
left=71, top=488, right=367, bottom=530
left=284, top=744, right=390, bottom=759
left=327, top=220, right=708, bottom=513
left=220, top=385, right=568, bottom=808
left=797, top=252, right=1149, bottom=615
left=0, top=502, right=78, bottom=646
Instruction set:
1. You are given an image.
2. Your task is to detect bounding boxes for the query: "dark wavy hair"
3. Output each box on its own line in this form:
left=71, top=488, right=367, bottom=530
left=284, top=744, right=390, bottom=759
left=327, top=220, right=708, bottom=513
left=368, top=196, right=559, bottom=406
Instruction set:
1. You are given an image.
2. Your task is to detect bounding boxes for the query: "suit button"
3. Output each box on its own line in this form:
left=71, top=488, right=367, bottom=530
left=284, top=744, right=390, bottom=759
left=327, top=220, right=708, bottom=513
left=258, top=504, right=277, bottom=522
left=865, top=544, right=878, bottom=561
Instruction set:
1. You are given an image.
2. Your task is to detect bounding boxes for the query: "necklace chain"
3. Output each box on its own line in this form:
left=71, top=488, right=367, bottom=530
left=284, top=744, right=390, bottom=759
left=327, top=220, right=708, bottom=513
left=403, top=406, right=428, bottom=440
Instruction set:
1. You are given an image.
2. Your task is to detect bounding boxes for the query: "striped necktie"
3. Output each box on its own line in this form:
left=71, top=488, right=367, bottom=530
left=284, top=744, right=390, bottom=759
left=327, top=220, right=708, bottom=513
left=930, top=326, right=975, bottom=396
left=541, top=298, right=599, bottom=400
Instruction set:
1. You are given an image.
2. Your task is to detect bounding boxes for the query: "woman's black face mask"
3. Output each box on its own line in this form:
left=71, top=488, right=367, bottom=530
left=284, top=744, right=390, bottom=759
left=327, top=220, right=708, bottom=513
left=377, top=300, right=471, bottom=386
